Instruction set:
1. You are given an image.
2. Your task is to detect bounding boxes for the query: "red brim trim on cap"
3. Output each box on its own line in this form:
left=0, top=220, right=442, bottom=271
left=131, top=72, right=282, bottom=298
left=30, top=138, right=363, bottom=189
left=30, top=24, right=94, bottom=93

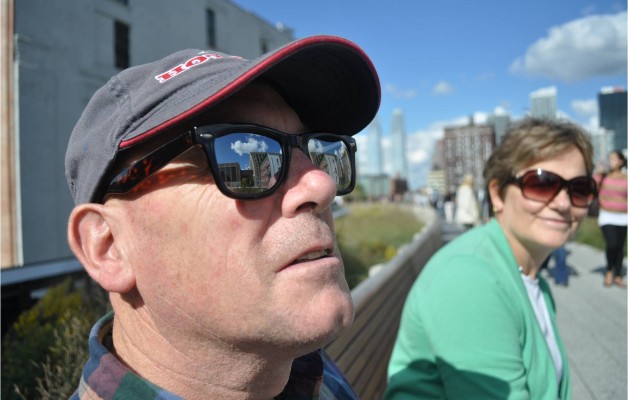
left=120, top=35, right=377, bottom=149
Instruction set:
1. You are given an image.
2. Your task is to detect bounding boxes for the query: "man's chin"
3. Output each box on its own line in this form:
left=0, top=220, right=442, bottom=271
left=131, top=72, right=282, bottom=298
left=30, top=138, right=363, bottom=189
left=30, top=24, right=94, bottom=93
left=304, top=297, right=354, bottom=345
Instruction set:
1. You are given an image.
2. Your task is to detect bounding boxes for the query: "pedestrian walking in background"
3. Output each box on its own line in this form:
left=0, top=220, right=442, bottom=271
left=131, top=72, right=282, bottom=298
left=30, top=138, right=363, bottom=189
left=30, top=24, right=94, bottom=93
left=443, top=191, right=455, bottom=223
left=541, top=245, right=570, bottom=286
left=454, top=174, right=480, bottom=229
left=595, top=150, right=628, bottom=288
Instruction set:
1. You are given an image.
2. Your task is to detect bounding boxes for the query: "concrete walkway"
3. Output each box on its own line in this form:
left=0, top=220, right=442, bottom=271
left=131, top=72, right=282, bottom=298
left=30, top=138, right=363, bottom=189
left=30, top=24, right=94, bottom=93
left=542, top=241, right=627, bottom=400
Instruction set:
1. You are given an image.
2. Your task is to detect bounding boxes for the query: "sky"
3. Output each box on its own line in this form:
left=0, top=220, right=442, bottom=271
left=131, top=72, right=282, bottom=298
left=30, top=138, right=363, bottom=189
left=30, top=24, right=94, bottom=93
left=232, top=0, right=627, bottom=188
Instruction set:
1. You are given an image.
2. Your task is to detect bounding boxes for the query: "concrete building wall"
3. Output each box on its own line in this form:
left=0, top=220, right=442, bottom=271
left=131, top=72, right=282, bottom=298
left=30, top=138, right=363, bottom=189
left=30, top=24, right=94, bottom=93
left=8, top=0, right=293, bottom=268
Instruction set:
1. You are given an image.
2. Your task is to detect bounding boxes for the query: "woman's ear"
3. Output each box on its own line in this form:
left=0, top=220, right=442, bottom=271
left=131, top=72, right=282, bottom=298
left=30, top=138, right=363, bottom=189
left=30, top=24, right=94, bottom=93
left=67, top=204, right=136, bottom=293
left=488, top=179, right=505, bottom=215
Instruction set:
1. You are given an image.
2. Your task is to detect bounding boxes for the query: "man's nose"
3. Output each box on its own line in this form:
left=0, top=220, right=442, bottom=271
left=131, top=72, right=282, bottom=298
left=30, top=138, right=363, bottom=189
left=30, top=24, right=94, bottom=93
left=279, top=149, right=337, bottom=216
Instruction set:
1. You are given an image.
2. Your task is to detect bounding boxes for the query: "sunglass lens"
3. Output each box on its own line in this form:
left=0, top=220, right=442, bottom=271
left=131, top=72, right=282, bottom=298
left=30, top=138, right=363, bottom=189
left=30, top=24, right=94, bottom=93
left=521, top=171, right=561, bottom=203
left=306, top=136, right=353, bottom=192
left=569, top=178, right=595, bottom=207
left=213, top=133, right=283, bottom=196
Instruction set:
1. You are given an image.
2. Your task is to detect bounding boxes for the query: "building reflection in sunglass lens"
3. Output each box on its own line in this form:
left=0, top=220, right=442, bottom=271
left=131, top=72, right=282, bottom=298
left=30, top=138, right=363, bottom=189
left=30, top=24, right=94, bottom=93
left=213, top=133, right=352, bottom=196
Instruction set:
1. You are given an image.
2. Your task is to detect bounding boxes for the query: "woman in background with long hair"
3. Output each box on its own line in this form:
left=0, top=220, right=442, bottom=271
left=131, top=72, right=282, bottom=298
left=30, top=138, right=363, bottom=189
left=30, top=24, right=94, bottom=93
left=596, top=150, right=628, bottom=287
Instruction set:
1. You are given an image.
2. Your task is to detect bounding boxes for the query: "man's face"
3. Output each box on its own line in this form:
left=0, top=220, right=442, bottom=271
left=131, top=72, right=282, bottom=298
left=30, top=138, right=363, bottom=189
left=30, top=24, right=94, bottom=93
left=107, top=84, right=353, bottom=356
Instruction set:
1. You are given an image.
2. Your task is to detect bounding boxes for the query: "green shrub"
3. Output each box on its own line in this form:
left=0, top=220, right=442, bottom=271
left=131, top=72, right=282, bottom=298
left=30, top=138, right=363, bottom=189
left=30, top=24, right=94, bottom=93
left=343, top=183, right=367, bottom=203
left=1, top=279, right=108, bottom=400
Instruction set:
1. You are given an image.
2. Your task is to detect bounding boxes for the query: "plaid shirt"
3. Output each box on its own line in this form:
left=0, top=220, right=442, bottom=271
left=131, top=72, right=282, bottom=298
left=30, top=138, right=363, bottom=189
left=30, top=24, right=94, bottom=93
left=71, top=313, right=358, bottom=399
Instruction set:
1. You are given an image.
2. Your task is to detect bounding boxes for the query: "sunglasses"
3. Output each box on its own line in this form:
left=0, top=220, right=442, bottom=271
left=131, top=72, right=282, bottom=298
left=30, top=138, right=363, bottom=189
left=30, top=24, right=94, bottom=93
left=506, top=169, right=597, bottom=208
left=105, top=123, right=357, bottom=201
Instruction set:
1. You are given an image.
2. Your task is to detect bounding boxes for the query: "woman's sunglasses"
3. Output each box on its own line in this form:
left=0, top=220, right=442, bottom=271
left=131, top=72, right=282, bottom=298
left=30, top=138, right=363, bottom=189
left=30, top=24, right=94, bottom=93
left=506, top=169, right=597, bottom=208
left=104, top=123, right=357, bottom=201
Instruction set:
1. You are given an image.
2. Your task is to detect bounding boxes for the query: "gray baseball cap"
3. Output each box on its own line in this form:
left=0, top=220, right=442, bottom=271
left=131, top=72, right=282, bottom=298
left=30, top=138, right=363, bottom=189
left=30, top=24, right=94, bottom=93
left=65, top=35, right=381, bottom=204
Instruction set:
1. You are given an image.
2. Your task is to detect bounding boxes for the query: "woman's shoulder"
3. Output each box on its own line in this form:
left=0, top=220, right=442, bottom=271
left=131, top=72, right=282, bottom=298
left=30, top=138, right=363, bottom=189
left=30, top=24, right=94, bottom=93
left=421, top=222, right=512, bottom=282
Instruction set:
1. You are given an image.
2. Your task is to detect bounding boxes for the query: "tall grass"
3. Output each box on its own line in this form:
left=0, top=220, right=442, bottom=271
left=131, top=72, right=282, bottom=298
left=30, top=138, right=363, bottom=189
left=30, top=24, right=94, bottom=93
left=335, top=202, right=424, bottom=288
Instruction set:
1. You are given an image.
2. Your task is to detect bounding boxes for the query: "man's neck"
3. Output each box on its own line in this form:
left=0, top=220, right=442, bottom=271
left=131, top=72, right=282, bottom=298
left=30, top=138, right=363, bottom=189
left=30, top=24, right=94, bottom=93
left=109, top=302, right=296, bottom=400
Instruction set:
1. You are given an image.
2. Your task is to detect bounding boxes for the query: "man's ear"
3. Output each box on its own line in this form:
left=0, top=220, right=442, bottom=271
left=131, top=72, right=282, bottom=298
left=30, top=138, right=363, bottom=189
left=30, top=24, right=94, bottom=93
left=68, top=204, right=136, bottom=293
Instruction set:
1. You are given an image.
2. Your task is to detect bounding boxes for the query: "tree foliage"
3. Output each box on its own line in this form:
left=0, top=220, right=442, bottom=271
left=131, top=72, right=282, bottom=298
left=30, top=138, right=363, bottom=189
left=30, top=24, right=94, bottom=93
left=1, top=279, right=108, bottom=399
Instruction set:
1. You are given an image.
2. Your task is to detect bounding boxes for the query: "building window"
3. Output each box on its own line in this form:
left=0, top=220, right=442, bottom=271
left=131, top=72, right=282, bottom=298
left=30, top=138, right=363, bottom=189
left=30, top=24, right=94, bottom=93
left=206, top=9, right=216, bottom=48
left=114, top=20, right=130, bottom=69
left=260, top=39, right=269, bottom=54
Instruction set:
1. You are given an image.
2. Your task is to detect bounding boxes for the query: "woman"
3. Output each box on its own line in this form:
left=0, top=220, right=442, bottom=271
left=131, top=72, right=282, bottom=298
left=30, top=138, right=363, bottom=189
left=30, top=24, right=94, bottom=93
left=385, top=118, right=596, bottom=399
left=596, top=150, right=628, bottom=287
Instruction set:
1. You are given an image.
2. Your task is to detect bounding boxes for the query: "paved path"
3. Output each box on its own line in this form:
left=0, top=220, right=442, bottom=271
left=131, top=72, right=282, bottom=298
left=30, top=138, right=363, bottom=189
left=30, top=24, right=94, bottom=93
left=542, top=241, right=627, bottom=400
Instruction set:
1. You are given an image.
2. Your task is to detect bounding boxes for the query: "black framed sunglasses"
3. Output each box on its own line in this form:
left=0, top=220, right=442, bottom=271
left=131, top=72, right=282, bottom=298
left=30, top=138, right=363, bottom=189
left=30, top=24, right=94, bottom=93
left=506, top=169, right=597, bottom=208
left=104, top=123, right=357, bottom=201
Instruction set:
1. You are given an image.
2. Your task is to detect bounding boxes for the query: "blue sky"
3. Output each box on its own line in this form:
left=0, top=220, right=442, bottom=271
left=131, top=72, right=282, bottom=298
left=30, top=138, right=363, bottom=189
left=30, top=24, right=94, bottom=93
left=232, top=0, right=627, bottom=188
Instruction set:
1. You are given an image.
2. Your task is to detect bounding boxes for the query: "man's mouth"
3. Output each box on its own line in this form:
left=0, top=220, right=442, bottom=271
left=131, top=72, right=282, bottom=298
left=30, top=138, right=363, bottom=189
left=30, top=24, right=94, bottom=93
left=293, top=249, right=333, bottom=264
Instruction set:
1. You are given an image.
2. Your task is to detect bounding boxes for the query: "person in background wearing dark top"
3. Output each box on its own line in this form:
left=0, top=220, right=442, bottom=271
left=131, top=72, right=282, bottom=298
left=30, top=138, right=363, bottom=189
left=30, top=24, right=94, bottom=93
left=595, top=150, right=628, bottom=288
left=386, top=118, right=597, bottom=399
left=64, top=36, right=380, bottom=399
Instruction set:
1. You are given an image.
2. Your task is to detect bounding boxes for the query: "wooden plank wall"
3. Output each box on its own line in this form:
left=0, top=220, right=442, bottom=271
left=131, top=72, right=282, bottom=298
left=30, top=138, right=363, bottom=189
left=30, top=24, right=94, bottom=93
left=326, top=207, right=442, bottom=399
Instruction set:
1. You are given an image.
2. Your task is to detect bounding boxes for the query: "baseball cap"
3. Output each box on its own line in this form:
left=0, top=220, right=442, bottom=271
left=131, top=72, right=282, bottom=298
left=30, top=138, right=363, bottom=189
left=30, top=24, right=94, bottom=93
left=65, top=35, right=381, bottom=204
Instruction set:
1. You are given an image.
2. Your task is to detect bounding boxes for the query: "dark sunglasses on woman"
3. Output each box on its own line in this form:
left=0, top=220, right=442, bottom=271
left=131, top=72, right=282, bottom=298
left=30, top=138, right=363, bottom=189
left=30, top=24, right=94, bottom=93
left=507, top=169, right=597, bottom=208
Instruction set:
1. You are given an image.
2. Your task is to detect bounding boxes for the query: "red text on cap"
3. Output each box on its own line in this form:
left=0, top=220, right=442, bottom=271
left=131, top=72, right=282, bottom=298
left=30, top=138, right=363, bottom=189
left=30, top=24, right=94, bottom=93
left=155, top=54, right=223, bottom=83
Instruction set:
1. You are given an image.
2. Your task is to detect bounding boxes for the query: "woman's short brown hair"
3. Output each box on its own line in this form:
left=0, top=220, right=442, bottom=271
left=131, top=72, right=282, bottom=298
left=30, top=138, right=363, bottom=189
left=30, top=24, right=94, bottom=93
left=483, top=117, right=594, bottom=202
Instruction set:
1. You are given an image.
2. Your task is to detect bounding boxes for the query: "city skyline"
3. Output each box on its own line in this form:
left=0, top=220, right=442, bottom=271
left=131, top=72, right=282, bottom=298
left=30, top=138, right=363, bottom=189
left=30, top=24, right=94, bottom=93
left=232, top=0, right=626, bottom=188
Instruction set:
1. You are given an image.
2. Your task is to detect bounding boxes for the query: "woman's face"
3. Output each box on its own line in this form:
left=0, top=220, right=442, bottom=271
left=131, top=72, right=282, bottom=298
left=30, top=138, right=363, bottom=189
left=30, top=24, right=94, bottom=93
left=491, top=146, right=589, bottom=265
left=609, top=152, right=625, bottom=171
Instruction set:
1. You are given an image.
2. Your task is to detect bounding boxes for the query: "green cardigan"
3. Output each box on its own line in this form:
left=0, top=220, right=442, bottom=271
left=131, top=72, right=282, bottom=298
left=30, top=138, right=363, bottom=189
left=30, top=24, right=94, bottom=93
left=386, top=219, right=571, bottom=399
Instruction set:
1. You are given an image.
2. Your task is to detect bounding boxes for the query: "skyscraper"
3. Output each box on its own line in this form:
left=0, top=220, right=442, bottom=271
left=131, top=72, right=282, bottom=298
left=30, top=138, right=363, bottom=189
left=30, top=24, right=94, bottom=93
left=598, top=87, right=627, bottom=151
left=443, top=122, right=495, bottom=192
left=487, top=108, right=511, bottom=145
left=366, top=117, right=384, bottom=175
left=530, top=86, right=557, bottom=119
left=390, top=108, right=408, bottom=179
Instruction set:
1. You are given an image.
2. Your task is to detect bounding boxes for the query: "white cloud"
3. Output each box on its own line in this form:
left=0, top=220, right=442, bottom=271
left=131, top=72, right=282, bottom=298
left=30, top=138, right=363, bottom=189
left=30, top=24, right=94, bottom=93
left=510, top=11, right=627, bottom=81
left=530, top=86, right=557, bottom=97
left=384, top=83, right=417, bottom=99
left=432, top=81, right=454, bottom=95
left=571, top=99, right=597, bottom=116
left=585, top=115, right=600, bottom=133
left=230, top=136, right=269, bottom=156
left=493, top=106, right=508, bottom=116
left=472, top=112, right=489, bottom=124
left=556, top=110, right=572, bottom=121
